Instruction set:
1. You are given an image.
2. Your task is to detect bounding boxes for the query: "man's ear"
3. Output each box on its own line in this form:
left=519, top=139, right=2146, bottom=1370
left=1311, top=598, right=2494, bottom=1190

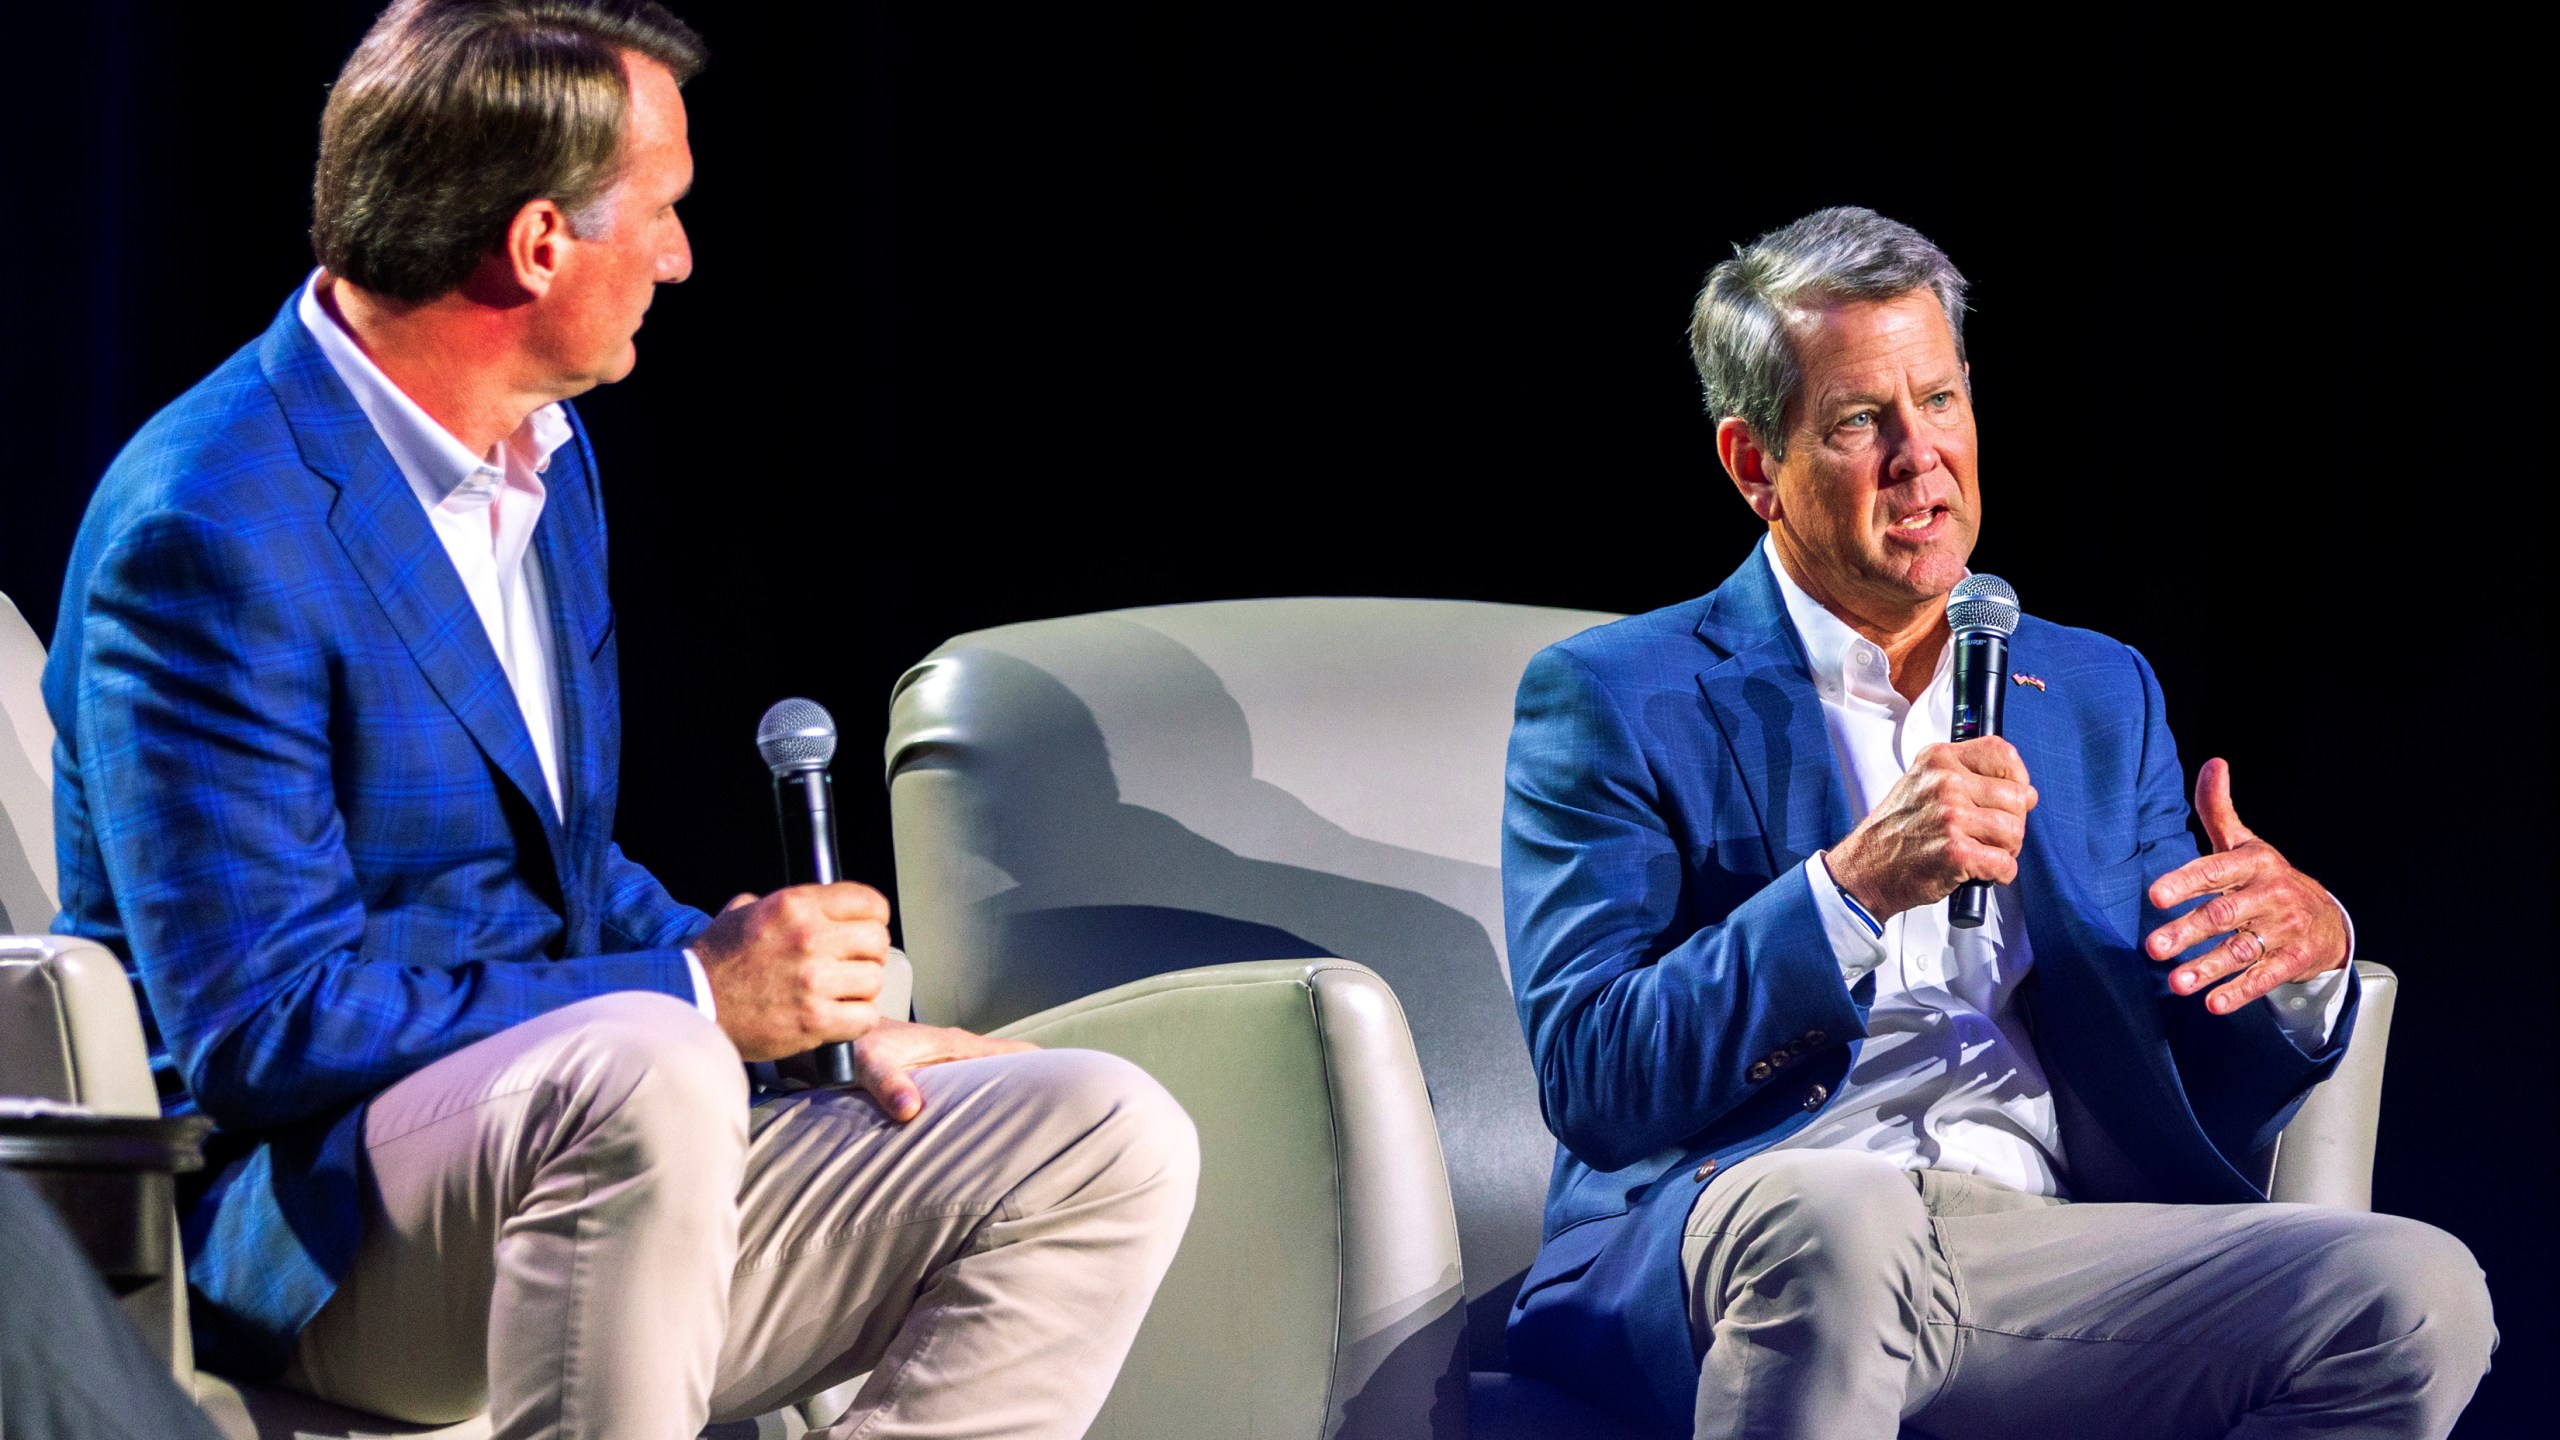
left=501, top=197, right=574, bottom=297
left=1715, top=417, right=1784, bottom=523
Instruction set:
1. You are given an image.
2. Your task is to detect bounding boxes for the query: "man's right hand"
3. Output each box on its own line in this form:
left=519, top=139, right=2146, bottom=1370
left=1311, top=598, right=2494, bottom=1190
left=691, top=883, right=891, bottom=1061
left=1824, top=737, right=2038, bottom=921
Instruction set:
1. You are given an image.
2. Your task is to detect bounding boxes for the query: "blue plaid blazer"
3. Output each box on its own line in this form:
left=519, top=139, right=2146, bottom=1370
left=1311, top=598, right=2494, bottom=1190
left=44, top=294, right=711, bottom=1376
left=1499, top=546, right=2362, bottom=1435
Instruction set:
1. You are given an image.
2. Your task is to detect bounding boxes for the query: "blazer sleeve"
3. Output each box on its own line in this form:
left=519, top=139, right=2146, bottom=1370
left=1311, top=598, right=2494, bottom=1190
left=76, top=508, right=699, bottom=1132
left=1504, top=644, right=1867, bottom=1173
left=2127, top=645, right=2357, bottom=1163
left=597, top=845, right=713, bottom=952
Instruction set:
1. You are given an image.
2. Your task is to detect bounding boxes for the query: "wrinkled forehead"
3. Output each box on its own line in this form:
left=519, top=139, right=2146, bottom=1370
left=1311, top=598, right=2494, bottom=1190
left=1786, top=291, right=1962, bottom=404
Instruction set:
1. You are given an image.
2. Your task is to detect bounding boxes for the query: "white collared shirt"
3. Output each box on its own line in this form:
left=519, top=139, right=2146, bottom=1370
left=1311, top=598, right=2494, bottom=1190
left=1765, top=537, right=2347, bottom=1195
left=299, top=273, right=715, bottom=1018
left=298, top=274, right=569, bottom=814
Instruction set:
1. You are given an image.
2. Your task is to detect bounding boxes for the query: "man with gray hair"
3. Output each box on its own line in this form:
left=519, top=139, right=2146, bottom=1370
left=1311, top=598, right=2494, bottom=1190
left=1499, top=206, right=2494, bottom=1437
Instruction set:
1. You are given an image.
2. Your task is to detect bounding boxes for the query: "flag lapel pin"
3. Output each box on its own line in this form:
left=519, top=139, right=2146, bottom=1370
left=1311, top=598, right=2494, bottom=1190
left=2012, top=672, right=2047, bottom=691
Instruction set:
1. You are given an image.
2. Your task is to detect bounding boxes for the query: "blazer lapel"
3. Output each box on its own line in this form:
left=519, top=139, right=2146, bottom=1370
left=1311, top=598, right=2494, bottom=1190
left=2000, top=624, right=2204, bottom=1190
left=257, top=299, right=577, bottom=889
left=2005, top=624, right=2150, bottom=1008
left=2005, top=648, right=2098, bottom=977
left=1692, top=547, right=1855, bottom=873
left=530, top=443, right=609, bottom=845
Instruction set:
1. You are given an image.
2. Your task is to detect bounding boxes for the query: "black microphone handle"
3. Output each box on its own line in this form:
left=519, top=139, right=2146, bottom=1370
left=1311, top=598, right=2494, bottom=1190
left=1948, top=630, right=2010, bottom=929
left=774, top=769, right=858, bottom=1085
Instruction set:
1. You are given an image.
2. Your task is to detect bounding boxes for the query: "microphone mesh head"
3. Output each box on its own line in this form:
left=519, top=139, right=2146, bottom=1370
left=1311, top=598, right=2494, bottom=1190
left=756, top=698, right=837, bottom=773
left=1946, top=574, right=2021, bottom=638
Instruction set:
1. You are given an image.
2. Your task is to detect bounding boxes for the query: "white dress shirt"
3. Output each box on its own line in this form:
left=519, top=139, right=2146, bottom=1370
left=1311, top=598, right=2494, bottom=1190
left=1764, top=538, right=2347, bottom=1196
left=298, top=273, right=716, bottom=1019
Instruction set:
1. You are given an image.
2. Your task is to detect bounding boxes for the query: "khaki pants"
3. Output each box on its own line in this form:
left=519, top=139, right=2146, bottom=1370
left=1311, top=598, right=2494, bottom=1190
left=284, top=993, right=1199, bottom=1440
left=1682, top=1148, right=2495, bottom=1440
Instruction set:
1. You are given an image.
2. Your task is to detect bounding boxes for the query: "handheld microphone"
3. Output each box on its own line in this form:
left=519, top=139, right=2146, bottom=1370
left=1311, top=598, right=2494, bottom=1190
left=756, top=698, right=855, bottom=1085
left=1946, top=575, right=2021, bottom=929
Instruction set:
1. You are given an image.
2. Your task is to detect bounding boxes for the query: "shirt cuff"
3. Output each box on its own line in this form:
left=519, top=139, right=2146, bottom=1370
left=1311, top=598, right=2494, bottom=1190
left=681, top=947, right=719, bottom=1022
left=2268, top=890, right=2354, bottom=1048
left=1805, top=852, right=1889, bottom=987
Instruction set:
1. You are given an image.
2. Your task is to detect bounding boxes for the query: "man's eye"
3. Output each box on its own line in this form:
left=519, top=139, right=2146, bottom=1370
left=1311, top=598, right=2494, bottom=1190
left=1928, top=391, right=1955, bottom=409
left=1841, top=411, right=1874, bottom=429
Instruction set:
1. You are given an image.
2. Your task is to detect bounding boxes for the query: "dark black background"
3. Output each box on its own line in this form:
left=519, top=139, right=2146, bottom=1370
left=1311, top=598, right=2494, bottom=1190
left=3, top=5, right=2545, bottom=1428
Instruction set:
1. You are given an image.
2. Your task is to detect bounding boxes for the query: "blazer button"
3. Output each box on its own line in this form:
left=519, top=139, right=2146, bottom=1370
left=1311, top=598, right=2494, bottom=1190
left=1693, top=1158, right=1719, bottom=1181
left=1747, top=1061, right=1772, bottom=1083
left=1805, top=1030, right=1827, bottom=1046
left=1802, top=1083, right=1830, bottom=1111
left=1767, top=1048, right=1792, bottom=1069
left=1786, top=1038, right=1812, bottom=1057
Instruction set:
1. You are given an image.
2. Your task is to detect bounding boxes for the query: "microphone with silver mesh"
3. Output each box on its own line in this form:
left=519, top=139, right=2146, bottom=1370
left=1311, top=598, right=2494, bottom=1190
left=756, top=699, right=855, bottom=1084
left=1946, top=576, right=2021, bottom=929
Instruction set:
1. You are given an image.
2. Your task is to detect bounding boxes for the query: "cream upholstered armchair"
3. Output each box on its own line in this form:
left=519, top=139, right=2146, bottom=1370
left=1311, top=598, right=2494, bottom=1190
left=0, top=589, right=897, bottom=1440
left=881, top=597, right=2404, bottom=1440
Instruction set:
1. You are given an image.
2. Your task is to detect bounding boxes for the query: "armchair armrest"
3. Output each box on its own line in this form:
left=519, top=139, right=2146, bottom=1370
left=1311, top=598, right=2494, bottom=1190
left=994, top=958, right=1468, bottom=1440
left=2266, top=961, right=2398, bottom=1210
left=879, top=946, right=913, bottom=1023
left=2, top=934, right=191, bottom=1378
left=1, top=935, right=159, bottom=1117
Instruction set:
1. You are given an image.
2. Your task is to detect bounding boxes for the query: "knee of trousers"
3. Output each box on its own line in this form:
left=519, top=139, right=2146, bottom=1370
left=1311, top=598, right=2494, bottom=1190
left=1697, top=1151, right=1932, bottom=1312
left=1004, top=1048, right=1201, bottom=1217
left=2298, top=1213, right=2498, bottom=1381
left=515, top=991, right=750, bottom=1181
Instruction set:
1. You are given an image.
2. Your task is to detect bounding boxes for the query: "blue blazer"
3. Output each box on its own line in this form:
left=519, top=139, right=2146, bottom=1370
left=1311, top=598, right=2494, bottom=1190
left=44, top=295, right=711, bottom=1375
left=1499, top=546, right=2358, bottom=1435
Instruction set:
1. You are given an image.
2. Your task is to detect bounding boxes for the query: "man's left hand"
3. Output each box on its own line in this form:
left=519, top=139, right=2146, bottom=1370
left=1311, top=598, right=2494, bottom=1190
left=852, top=1020, right=1038, bottom=1122
left=2144, top=757, right=2349, bottom=1014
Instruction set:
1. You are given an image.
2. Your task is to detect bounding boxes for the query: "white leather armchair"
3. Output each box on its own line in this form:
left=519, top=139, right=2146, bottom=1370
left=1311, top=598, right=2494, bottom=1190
left=881, top=597, right=2402, bottom=1440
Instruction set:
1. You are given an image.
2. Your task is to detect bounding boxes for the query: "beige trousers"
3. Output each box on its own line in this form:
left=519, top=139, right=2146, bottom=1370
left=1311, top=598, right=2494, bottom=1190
left=1682, top=1148, right=2496, bottom=1440
left=283, top=993, right=1198, bottom=1440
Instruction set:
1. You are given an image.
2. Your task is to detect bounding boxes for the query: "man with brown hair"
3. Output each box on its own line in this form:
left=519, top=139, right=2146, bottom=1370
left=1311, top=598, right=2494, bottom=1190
left=42, top=3, right=1197, bottom=1436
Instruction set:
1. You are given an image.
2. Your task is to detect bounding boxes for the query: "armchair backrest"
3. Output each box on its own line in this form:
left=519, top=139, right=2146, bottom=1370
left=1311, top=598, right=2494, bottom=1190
left=1, top=591, right=58, bottom=935
left=885, top=598, right=1615, bottom=1366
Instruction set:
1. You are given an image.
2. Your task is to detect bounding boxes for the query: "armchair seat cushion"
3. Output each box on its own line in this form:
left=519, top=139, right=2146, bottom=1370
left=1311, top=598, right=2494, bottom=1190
left=195, top=1374, right=488, bottom=1440
left=993, top=958, right=1468, bottom=1440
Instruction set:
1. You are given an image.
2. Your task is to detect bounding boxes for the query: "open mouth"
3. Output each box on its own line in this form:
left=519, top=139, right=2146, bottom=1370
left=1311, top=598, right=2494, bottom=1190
left=1887, top=505, right=1950, bottom=541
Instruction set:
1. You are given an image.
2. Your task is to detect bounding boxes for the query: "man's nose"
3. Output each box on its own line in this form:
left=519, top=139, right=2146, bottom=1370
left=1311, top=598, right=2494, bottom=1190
left=657, top=216, right=693, bottom=283
left=1884, top=404, right=1939, bottom=481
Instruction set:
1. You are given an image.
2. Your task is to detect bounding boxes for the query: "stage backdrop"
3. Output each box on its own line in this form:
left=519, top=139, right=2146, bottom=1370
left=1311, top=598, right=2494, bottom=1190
left=2, top=6, right=2543, bottom=1429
